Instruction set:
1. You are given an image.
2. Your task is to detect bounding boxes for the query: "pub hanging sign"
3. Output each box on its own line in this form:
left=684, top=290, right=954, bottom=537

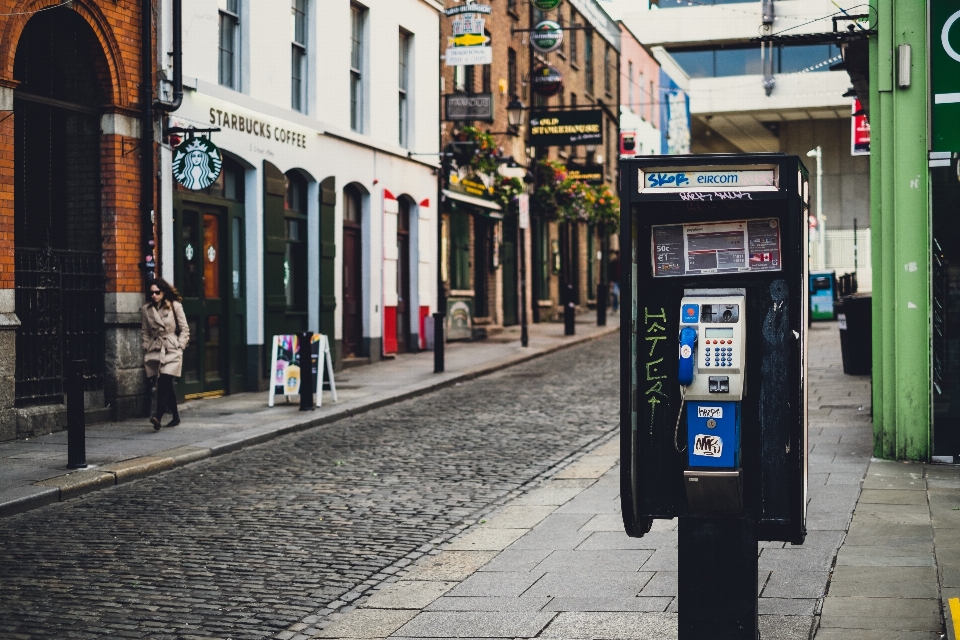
left=172, top=137, right=223, bottom=190
left=445, top=0, right=492, bottom=66
left=531, top=21, right=564, bottom=53
left=531, top=65, right=563, bottom=97
left=529, top=109, right=603, bottom=146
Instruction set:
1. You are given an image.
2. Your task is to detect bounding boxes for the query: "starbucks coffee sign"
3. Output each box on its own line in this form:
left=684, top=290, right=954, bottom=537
left=531, top=21, right=563, bottom=53
left=173, top=137, right=222, bottom=191
left=532, top=0, right=562, bottom=10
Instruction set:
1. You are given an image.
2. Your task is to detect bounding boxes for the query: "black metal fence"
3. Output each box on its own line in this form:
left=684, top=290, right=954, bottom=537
left=15, top=248, right=105, bottom=405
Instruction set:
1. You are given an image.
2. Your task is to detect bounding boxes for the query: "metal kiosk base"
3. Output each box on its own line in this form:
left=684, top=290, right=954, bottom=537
left=678, top=516, right=759, bottom=640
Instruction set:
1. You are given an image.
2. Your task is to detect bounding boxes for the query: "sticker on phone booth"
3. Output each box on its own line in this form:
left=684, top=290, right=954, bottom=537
left=681, top=304, right=699, bottom=323
left=693, top=434, right=723, bottom=457
left=697, top=406, right=723, bottom=419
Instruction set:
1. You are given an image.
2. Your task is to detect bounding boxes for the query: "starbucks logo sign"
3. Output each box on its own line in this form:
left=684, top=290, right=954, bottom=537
left=172, top=137, right=222, bottom=190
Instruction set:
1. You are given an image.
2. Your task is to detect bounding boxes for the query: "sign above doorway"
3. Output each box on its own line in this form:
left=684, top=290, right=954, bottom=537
left=172, top=137, right=222, bottom=191
left=529, top=109, right=602, bottom=146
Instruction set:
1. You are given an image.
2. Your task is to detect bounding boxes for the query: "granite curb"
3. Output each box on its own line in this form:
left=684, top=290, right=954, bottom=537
left=0, top=325, right=619, bottom=520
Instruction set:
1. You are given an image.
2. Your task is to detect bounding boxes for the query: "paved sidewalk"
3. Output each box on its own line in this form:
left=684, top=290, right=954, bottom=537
left=307, top=321, right=887, bottom=640
left=0, top=312, right=618, bottom=519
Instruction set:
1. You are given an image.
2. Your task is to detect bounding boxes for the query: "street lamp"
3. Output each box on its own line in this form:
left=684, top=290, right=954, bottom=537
left=806, top=147, right=824, bottom=270
left=506, top=96, right=526, bottom=135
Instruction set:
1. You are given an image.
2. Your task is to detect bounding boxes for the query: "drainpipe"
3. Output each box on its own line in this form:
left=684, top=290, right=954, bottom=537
left=154, top=0, right=183, bottom=113
left=141, top=0, right=156, bottom=282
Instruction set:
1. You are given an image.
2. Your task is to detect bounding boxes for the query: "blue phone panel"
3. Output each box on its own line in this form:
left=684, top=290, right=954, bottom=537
left=687, top=401, right=739, bottom=469
left=678, top=327, right=697, bottom=386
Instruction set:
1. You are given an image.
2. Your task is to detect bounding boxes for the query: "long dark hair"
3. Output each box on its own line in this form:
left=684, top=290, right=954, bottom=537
left=150, top=277, right=182, bottom=304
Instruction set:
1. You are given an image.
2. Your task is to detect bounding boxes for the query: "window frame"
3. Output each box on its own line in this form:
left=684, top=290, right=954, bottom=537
left=398, top=29, right=412, bottom=148
left=291, top=0, right=307, bottom=112
left=218, top=0, right=240, bottom=90
left=350, top=3, right=367, bottom=133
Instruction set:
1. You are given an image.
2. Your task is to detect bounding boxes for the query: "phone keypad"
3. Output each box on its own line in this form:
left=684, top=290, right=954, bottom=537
left=702, top=340, right=736, bottom=368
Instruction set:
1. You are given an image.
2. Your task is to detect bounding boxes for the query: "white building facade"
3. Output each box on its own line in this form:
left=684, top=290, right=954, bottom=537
left=159, top=0, right=440, bottom=396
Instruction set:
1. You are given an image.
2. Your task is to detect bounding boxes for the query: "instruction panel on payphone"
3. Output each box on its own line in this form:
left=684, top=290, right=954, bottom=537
left=652, top=218, right=782, bottom=277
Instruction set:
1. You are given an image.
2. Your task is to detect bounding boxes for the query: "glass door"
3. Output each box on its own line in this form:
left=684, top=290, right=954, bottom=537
left=176, top=205, right=227, bottom=398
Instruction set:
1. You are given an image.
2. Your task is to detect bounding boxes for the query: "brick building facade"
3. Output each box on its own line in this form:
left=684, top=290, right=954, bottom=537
left=0, top=0, right=152, bottom=440
left=440, top=0, right=620, bottom=334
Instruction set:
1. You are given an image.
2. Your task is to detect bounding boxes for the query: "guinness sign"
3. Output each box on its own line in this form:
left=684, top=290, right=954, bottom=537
left=531, top=64, right=563, bottom=97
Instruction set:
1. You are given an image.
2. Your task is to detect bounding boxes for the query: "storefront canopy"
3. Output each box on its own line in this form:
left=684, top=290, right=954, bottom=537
left=442, top=189, right=503, bottom=219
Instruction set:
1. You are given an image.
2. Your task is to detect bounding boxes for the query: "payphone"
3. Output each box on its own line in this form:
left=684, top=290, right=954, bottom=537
left=621, top=155, right=808, bottom=639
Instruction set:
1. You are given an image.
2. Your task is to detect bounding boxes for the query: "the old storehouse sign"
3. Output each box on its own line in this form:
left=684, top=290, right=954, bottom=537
left=531, top=65, right=563, bottom=97
left=529, top=109, right=602, bottom=146
left=531, top=21, right=564, bottom=53
left=173, top=137, right=223, bottom=190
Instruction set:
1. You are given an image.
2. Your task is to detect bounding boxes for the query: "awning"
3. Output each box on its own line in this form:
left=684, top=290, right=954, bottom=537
left=442, top=189, right=503, bottom=218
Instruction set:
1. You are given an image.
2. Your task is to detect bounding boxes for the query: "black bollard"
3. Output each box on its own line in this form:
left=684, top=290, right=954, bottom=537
left=299, top=333, right=314, bottom=411
left=66, top=360, right=87, bottom=469
left=433, top=312, right=445, bottom=373
left=597, top=283, right=608, bottom=327
left=564, top=283, right=576, bottom=336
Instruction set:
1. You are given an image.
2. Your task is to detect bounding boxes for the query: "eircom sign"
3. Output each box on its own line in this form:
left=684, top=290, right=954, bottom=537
left=640, top=169, right=777, bottom=192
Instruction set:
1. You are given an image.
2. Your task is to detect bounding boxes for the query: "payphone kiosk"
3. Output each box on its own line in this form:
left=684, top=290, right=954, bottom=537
left=620, top=155, right=808, bottom=639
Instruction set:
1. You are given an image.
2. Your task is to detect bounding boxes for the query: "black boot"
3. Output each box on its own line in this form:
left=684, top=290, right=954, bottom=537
left=151, top=416, right=161, bottom=430
left=166, top=410, right=180, bottom=428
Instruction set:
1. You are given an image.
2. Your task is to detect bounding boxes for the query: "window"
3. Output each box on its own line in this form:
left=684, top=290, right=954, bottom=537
left=344, top=186, right=362, bottom=223
left=507, top=48, right=517, bottom=97
left=585, top=31, right=594, bottom=96
left=454, top=65, right=466, bottom=93
left=350, top=4, right=366, bottom=132
left=604, top=46, right=612, bottom=96
left=569, top=12, right=578, bottom=64
left=464, top=65, right=475, bottom=93
left=638, top=71, right=645, bottom=118
left=482, top=61, right=491, bottom=94
left=284, top=172, right=308, bottom=310
left=668, top=44, right=841, bottom=78
left=291, top=0, right=307, bottom=112
left=218, top=0, right=240, bottom=89
left=399, top=30, right=411, bottom=148
left=627, top=61, right=634, bottom=111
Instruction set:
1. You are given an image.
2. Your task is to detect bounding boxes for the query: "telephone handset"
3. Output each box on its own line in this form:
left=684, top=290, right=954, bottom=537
left=678, top=327, right=697, bottom=386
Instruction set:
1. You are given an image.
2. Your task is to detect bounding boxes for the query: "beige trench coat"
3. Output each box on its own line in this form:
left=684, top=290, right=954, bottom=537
left=141, top=301, right=190, bottom=378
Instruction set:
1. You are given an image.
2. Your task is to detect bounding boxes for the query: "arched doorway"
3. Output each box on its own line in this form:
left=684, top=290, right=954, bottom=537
left=173, top=155, right=247, bottom=397
left=263, top=163, right=309, bottom=365
left=342, top=184, right=365, bottom=359
left=14, top=9, right=106, bottom=405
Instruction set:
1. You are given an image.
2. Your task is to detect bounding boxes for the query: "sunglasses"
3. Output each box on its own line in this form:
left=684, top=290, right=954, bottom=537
left=150, top=290, right=162, bottom=296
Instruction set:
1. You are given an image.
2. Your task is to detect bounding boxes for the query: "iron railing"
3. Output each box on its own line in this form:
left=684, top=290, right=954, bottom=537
left=15, top=247, right=105, bottom=405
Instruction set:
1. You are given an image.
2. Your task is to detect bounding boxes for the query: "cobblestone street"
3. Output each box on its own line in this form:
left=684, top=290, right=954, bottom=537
left=0, top=335, right=619, bottom=639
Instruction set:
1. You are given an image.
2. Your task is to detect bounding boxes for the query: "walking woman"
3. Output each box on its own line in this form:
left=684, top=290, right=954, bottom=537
left=141, top=278, right=190, bottom=430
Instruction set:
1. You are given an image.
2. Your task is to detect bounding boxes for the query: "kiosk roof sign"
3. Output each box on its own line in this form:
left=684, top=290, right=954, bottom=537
left=641, top=169, right=776, bottom=192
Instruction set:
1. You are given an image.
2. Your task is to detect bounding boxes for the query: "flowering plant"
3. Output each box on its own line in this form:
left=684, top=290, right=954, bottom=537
left=457, top=126, right=500, bottom=175
left=531, top=159, right=620, bottom=229
left=494, top=175, right=525, bottom=212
